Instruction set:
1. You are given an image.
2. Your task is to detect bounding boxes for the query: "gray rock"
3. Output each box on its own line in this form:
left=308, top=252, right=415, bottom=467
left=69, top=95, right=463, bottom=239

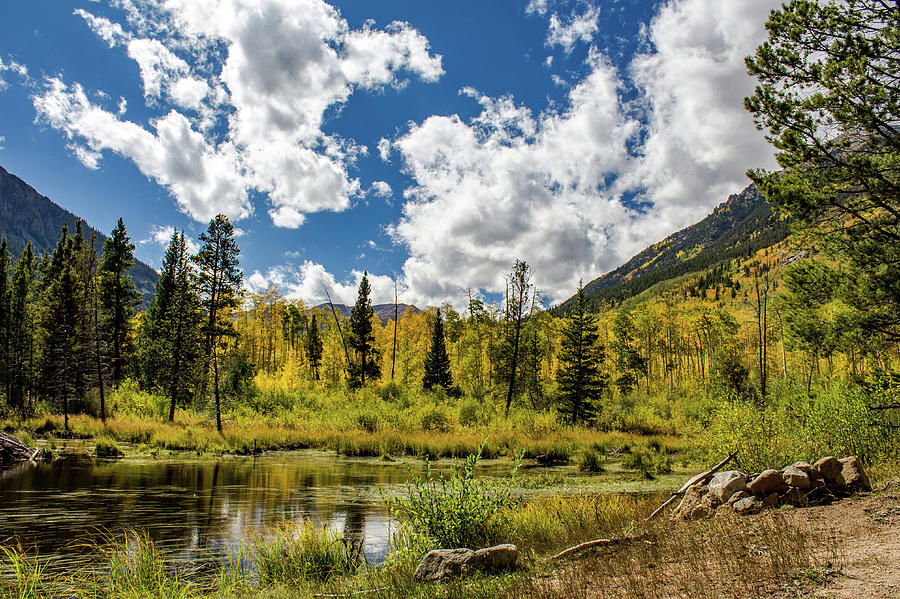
left=733, top=496, right=763, bottom=515
left=839, top=456, right=871, bottom=492
left=470, top=544, right=518, bottom=572
left=414, top=548, right=475, bottom=582
left=726, top=490, right=751, bottom=507
left=748, top=469, right=788, bottom=495
left=673, top=484, right=713, bottom=521
left=414, top=544, right=519, bottom=582
left=708, top=470, right=749, bottom=503
left=812, top=456, right=842, bottom=481
left=782, top=466, right=812, bottom=489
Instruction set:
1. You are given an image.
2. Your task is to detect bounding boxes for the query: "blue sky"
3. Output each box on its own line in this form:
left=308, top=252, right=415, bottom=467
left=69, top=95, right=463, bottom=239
left=0, top=0, right=779, bottom=307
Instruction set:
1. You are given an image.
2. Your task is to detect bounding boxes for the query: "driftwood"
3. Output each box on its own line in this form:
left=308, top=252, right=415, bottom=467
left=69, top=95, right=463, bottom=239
left=644, top=452, right=738, bottom=521
left=548, top=535, right=651, bottom=561
left=0, top=431, right=40, bottom=466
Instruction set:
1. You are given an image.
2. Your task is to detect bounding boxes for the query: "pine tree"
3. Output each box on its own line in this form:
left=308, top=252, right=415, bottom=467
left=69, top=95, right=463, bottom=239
left=422, top=310, right=452, bottom=391
left=557, top=282, right=608, bottom=424
left=41, top=225, right=84, bottom=431
left=195, top=214, right=243, bottom=432
left=306, top=313, right=323, bottom=381
left=99, top=218, right=141, bottom=387
left=0, top=239, right=9, bottom=403
left=141, top=231, right=203, bottom=421
left=7, top=243, right=36, bottom=414
left=347, top=272, right=380, bottom=388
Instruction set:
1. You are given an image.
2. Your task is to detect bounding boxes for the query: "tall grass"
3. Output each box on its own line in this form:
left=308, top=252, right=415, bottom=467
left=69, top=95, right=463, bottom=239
left=1, top=547, right=49, bottom=599
left=247, top=520, right=359, bottom=586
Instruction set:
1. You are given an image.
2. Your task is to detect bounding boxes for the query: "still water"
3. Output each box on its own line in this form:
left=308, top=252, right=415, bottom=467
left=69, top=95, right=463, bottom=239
left=0, top=449, right=455, bottom=572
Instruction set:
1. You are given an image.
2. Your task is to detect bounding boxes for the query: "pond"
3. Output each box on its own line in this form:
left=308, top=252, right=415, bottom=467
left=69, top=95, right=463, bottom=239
left=0, top=446, right=518, bottom=575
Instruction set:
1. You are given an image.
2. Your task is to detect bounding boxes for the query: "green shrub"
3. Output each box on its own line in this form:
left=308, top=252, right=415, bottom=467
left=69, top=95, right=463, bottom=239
left=387, top=447, right=518, bottom=551
left=249, top=520, right=358, bottom=585
left=576, top=448, right=606, bottom=473
left=94, top=436, right=124, bottom=458
left=420, top=406, right=451, bottom=432
left=622, top=446, right=671, bottom=479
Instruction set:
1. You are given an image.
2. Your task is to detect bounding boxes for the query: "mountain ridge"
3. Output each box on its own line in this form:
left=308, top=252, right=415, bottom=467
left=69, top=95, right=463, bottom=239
left=0, top=164, right=158, bottom=301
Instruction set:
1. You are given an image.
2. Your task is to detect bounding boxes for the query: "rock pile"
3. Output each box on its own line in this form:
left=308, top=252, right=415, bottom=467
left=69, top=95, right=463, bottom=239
left=673, top=456, right=870, bottom=521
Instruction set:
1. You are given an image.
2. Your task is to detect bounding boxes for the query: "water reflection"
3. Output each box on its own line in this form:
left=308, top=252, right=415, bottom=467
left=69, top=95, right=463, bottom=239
left=0, top=451, right=415, bottom=573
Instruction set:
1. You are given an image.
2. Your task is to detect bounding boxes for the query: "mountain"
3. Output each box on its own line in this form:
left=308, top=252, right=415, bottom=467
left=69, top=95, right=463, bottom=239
left=561, top=182, right=790, bottom=310
left=0, top=165, right=158, bottom=301
left=315, top=303, right=421, bottom=323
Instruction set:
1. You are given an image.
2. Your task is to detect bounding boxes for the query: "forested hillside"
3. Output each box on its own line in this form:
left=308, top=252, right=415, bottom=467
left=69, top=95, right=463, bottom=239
left=0, top=165, right=158, bottom=301
left=561, top=183, right=790, bottom=310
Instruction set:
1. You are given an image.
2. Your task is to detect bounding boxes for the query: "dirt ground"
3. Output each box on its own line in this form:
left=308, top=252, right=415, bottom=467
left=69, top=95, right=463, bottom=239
left=796, top=482, right=900, bottom=599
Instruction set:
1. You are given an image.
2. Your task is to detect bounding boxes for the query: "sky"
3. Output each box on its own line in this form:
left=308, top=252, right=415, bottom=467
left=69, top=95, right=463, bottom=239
left=0, top=0, right=781, bottom=309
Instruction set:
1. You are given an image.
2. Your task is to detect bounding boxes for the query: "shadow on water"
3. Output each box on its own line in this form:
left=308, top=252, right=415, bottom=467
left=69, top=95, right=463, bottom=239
left=0, top=451, right=416, bottom=574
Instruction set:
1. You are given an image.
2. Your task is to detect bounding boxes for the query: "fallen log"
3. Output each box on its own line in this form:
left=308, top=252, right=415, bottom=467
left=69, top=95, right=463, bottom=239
left=548, top=535, right=650, bottom=561
left=644, top=452, right=738, bottom=521
left=0, top=431, right=40, bottom=466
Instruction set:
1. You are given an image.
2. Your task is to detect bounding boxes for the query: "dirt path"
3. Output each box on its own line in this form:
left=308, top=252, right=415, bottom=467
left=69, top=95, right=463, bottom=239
left=800, top=483, right=900, bottom=599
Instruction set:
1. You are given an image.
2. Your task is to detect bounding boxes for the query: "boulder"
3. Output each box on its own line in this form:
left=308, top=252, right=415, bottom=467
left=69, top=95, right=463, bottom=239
left=782, top=466, right=812, bottom=489
left=708, top=470, right=749, bottom=503
left=414, top=548, right=475, bottom=582
left=839, top=456, right=871, bottom=492
left=673, top=484, right=714, bottom=521
left=790, top=461, right=814, bottom=475
left=414, top=544, right=519, bottom=582
left=812, top=456, right=842, bottom=481
left=762, top=493, right=780, bottom=509
left=748, top=469, right=788, bottom=495
left=726, top=490, right=751, bottom=507
left=782, top=487, right=809, bottom=508
left=733, top=496, right=763, bottom=516
left=470, top=544, right=518, bottom=572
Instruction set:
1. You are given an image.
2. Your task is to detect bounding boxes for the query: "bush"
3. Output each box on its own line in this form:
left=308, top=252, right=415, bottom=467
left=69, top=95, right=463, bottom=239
left=420, top=406, right=451, bottom=432
left=622, top=446, right=671, bottom=479
left=94, top=436, right=124, bottom=458
left=576, top=448, right=606, bottom=473
left=387, top=447, right=518, bottom=551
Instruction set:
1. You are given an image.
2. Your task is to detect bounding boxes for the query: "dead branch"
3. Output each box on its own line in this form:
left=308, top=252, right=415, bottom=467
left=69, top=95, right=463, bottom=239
left=644, top=452, right=738, bottom=521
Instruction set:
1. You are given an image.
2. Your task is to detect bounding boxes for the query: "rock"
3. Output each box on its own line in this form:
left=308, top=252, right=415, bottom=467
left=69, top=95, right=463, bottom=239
left=414, top=545, right=519, bottom=582
left=762, top=493, right=780, bottom=509
left=782, top=487, right=809, bottom=508
left=470, top=544, right=518, bottom=572
left=726, top=490, right=751, bottom=507
left=812, top=456, right=843, bottom=481
left=674, top=484, right=714, bottom=521
left=790, top=461, right=814, bottom=475
left=414, top=548, right=475, bottom=582
left=708, top=470, right=749, bottom=503
left=839, top=456, right=871, bottom=492
left=733, top=496, right=763, bottom=515
left=782, top=466, right=811, bottom=489
left=749, top=469, right=789, bottom=495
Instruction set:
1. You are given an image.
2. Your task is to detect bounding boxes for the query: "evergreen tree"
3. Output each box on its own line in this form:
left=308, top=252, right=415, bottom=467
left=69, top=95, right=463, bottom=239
left=557, top=282, right=607, bottom=424
left=422, top=310, right=452, bottom=391
left=0, top=239, right=9, bottom=404
left=195, top=214, right=243, bottom=432
left=746, top=0, right=900, bottom=342
left=41, top=225, right=83, bottom=431
left=142, top=231, right=203, bottom=421
left=306, top=313, right=323, bottom=381
left=99, top=218, right=141, bottom=387
left=347, top=272, right=380, bottom=388
left=7, top=243, right=36, bottom=414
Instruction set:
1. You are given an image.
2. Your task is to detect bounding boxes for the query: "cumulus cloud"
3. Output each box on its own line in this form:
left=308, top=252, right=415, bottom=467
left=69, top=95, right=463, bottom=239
left=546, top=5, right=601, bottom=52
left=142, top=224, right=201, bottom=254
left=246, top=261, right=397, bottom=306
left=369, top=180, right=392, bottom=198
left=36, top=0, right=443, bottom=227
left=383, top=0, right=780, bottom=307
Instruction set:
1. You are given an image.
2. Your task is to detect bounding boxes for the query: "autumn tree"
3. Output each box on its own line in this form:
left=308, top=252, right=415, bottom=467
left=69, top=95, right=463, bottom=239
left=422, top=309, right=452, bottom=391
left=347, top=272, right=380, bottom=388
left=501, top=260, right=533, bottom=416
left=306, top=313, right=323, bottom=381
left=99, top=218, right=141, bottom=387
left=195, top=214, right=243, bottom=432
left=557, top=282, right=607, bottom=424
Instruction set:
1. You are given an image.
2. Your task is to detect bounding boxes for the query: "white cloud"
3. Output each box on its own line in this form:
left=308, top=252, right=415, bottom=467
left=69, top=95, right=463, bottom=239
left=142, top=224, right=201, bottom=254
left=369, top=180, right=392, bottom=198
left=246, top=261, right=397, bottom=305
left=546, top=5, right=601, bottom=52
left=385, top=0, right=780, bottom=307
left=525, top=0, right=549, bottom=16
left=377, top=137, right=392, bottom=161
left=0, top=57, right=28, bottom=92
left=37, top=1, right=443, bottom=227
